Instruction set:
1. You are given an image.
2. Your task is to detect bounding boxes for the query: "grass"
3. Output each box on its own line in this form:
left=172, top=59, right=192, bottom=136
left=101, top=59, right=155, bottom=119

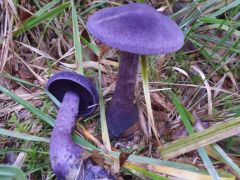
left=0, top=0, right=240, bottom=179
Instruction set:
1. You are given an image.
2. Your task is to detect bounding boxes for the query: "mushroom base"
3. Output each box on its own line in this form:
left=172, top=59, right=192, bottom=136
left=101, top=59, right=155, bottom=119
left=107, top=103, right=139, bottom=138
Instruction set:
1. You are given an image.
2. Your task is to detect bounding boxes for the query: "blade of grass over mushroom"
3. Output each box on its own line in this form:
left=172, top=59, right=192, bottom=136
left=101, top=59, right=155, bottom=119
left=0, top=128, right=49, bottom=143
left=170, top=93, right=220, bottom=180
left=71, top=0, right=83, bottom=75
left=0, top=165, right=26, bottom=180
left=44, top=90, right=61, bottom=108
left=160, top=116, right=240, bottom=159
left=14, top=2, right=70, bottom=37
left=140, top=55, right=161, bottom=146
left=98, top=61, right=111, bottom=151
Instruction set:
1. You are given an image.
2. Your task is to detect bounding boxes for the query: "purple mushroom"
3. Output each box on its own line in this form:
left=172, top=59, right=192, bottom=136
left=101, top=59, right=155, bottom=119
left=46, top=71, right=113, bottom=179
left=87, top=3, right=184, bottom=138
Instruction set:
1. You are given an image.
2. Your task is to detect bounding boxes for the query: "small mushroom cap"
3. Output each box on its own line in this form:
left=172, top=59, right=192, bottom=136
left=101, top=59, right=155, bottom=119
left=46, top=71, right=98, bottom=117
left=87, top=3, right=184, bottom=55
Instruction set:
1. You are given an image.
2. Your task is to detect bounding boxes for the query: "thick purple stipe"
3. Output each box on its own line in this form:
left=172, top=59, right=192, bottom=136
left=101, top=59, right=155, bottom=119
left=87, top=3, right=184, bottom=138
left=46, top=72, right=114, bottom=179
left=50, top=90, right=82, bottom=179
left=106, top=52, right=139, bottom=138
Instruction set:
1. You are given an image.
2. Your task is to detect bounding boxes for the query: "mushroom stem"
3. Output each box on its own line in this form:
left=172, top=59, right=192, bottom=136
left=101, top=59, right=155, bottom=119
left=107, top=51, right=139, bottom=138
left=50, top=90, right=83, bottom=179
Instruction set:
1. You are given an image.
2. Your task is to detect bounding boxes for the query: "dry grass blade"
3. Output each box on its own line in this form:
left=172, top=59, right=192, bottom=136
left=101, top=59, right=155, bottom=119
left=98, top=61, right=111, bottom=152
left=125, top=156, right=235, bottom=180
left=16, top=41, right=56, bottom=61
left=0, top=128, right=49, bottom=143
left=140, top=56, right=161, bottom=146
left=191, top=65, right=213, bottom=115
left=71, top=0, right=83, bottom=75
left=160, top=116, right=240, bottom=159
left=150, top=82, right=240, bottom=97
left=0, top=1, right=12, bottom=71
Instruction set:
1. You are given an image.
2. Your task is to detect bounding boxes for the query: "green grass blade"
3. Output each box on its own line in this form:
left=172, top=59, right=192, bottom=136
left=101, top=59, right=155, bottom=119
left=34, top=0, right=61, bottom=16
left=127, top=154, right=234, bottom=180
left=0, top=86, right=55, bottom=126
left=79, top=2, right=105, bottom=17
left=170, top=93, right=220, bottom=180
left=80, top=36, right=100, bottom=56
left=0, top=148, right=49, bottom=155
left=125, top=163, right=169, bottom=180
left=171, top=93, right=195, bottom=133
left=140, top=56, right=161, bottom=145
left=209, top=0, right=240, bottom=18
left=14, top=2, right=70, bottom=37
left=0, top=128, right=49, bottom=143
left=197, top=147, right=220, bottom=180
left=0, top=73, right=43, bottom=89
left=160, top=116, right=240, bottom=159
left=44, top=90, right=61, bottom=108
left=0, top=165, right=26, bottom=180
left=0, top=85, right=96, bottom=150
left=98, top=62, right=111, bottom=151
left=71, top=0, right=83, bottom=75
left=211, top=144, right=240, bottom=176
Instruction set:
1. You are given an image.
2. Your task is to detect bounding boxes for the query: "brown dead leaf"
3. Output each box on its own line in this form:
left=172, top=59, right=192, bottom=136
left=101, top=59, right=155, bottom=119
left=211, top=73, right=233, bottom=89
left=13, top=86, right=28, bottom=96
left=17, top=64, right=32, bottom=81
left=101, top=74, right=115, bottom=88
left=90, top=150, right=120, bottom=174
left=90, top=150, right=105, bottom=167
left=18, top=0, right=35, bottom=21
left=138, top=106, right=151, bottom=139
left=99, top=45, right=110, bottom=60
left=151, top=92, right=173, bottom=112
left=100, top=59, right=119, bottom=67
left=0, top=76, right=10, bottom=88
left=156, top=55, right=166, bottom=79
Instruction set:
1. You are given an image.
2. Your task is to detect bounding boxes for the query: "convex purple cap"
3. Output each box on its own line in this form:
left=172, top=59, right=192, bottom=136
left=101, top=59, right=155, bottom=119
left=46, top=71, right=98, bottom=117
left=87, top=3, right=184, bottom=55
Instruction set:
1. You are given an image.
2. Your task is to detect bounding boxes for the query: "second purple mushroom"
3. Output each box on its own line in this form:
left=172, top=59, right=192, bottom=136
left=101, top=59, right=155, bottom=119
left=46, top=71, right=113, bottom=179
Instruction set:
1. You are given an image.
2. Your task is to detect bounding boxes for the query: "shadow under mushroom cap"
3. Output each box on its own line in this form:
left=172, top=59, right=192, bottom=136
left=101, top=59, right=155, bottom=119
left=87, top=3, right=184, bottom=55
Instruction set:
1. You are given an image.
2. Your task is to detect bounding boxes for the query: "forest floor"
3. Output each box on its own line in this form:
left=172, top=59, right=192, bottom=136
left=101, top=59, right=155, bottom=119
left=0, top=0, right=240, bottom=179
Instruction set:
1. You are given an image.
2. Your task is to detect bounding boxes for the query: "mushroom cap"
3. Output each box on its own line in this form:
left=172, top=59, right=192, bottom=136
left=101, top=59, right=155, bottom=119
left=46, top=71, right=98, bottom=117
left=87, top=3, right=184, bottom=55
